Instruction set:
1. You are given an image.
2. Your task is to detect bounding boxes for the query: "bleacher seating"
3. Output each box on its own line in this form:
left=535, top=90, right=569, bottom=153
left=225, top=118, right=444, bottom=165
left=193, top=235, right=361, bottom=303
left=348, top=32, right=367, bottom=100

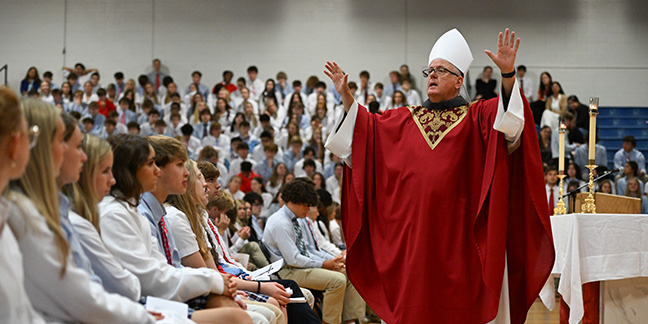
left=597, top=107, right=648, bottom=169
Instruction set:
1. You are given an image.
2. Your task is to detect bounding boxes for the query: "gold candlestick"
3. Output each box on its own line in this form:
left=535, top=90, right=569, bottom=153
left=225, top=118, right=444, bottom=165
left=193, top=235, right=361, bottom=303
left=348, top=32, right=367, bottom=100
left=554, top=173, right=567, bottom=215
left=580, top=162, right=597, bottom=213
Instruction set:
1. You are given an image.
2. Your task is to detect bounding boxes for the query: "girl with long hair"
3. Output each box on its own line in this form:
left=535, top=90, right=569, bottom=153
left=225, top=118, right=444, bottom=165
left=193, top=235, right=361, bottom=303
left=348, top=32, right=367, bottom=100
left=21, top=66, right=41, bottom=95
left=7, top=99, right=157, bottom=323
left=266, top=162, right=287, bottom=197
left=0, top=88, right=46, bottom=323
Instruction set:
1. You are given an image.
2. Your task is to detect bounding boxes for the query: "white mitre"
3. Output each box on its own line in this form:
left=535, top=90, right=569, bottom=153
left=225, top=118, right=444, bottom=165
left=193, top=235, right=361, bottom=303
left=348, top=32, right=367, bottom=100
left=428, top=29, right=474, bottom=75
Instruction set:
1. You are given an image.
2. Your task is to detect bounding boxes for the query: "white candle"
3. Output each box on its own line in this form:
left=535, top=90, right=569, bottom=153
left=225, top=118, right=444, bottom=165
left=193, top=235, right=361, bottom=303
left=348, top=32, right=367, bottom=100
left=588, top=97, right=599, bottom=162
left=559, top=123, right=566, bottom=172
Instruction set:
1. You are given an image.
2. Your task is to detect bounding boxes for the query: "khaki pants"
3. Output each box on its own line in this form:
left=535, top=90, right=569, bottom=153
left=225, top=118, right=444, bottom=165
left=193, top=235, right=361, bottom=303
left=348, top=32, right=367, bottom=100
left=240, top=241, right=270, bottom=270
left=279, top=267, right=365, bottom=324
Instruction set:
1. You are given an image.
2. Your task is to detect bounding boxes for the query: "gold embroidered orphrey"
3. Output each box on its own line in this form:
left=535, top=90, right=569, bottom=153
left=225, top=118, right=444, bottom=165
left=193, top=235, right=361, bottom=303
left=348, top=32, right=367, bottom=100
left=408, top=104, right=469, bottom=151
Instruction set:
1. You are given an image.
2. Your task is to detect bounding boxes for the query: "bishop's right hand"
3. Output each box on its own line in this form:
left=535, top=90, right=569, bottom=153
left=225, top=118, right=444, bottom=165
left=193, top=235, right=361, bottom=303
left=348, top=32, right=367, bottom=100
left=324, top=61, right=350, bottom=97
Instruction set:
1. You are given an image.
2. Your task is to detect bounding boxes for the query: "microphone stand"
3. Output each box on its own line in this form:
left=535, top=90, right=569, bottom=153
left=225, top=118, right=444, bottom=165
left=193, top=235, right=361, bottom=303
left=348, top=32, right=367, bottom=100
left=562, top=169, right=618, bottom=213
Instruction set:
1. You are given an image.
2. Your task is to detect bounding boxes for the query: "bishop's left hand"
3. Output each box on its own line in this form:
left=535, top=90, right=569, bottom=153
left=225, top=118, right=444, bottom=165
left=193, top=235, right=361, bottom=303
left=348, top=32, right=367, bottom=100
left=484, top=28, right=520, bottom=74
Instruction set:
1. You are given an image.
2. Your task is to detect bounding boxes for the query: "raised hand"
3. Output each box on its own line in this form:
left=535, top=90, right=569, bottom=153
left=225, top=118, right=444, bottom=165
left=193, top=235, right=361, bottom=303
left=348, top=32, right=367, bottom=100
left=324, top=61, right=355, bottom=112
left=324, top=61, right=350, bottom=96
left=484, top=28, right=520, bottom=74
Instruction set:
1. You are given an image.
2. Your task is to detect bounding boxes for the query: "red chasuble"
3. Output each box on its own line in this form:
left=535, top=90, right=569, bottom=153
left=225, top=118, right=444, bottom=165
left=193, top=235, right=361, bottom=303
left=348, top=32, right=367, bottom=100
left=341, top=95, right=554, bottom=324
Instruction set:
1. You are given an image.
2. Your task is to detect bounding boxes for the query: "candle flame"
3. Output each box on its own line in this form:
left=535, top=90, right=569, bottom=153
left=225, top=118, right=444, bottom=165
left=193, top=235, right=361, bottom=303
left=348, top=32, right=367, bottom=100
left=560, top=123, right=566, bottom=129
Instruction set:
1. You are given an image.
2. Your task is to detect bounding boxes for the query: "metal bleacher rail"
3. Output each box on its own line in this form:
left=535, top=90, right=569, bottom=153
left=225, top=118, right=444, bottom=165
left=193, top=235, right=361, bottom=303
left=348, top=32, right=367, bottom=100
left=597, top=107, right=648, bottom=169
left=0, top=64, right=7, bottom=85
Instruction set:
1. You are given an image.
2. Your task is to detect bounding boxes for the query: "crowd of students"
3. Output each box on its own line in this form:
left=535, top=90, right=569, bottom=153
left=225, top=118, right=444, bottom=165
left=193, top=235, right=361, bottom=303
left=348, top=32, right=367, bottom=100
left=3, top=56, right=374, bottom=323
left=10, top=58, right=647, bottom=322
left=526, top=70, right=648, bottom=214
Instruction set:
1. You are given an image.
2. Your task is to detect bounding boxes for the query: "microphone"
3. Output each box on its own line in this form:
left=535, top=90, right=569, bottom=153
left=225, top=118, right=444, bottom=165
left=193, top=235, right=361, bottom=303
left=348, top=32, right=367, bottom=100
left=608, top=168, right=622, bottom=173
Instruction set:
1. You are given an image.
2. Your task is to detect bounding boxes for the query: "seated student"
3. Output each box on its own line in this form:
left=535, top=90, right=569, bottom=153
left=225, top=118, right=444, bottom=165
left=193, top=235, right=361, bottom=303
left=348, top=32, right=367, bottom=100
left=263, top=178, right=365, bottom=324
left=282, top=136, right=303, bottom=172
left=302, top=198, right=343, bottom=258
left=63, top=134, right=141, bottom=299
left=226, top=137, right=243, bottom=168
left=597, top=179, right=614, bottom=194
left=400, top=78, right=421, bottom=106
left=249, top=178, right=273, bottom=220
left=194, top=109, right=213, bottom=140
left=200, top=188, right=321, bottom=324
left=98, top=134, right=244, bottom=313
left=208, top=190, right=269, bottom=270
left=140, top=108, right=160, bottom=136
left=563, top=163, right=586, bottom=193
left=614, top=135, right=647, bottom=176
left=164, top=92, right=188, bottom=120
left=229, top=142, right=258, bottom=182
left=82, top=101, right=106, bottom=134
left=6, top=99, right=158, bottom=323
left=256, top=142, right=283, bottom=183
left=293, top=147, right=323, bottom=178
left=0, top=88, right=47, bottom=324
left=617, top=161, right=644, bottom=196
left=239, top=120, right=259, bottom=153
left=117, top=97, right=137, bottom=125
left=265, top=163, right=287, bottom=198
left=38, top=81, right=54, bottom=104
left=545, top=167, right=560, bottom=215
left=180, top=124, right=202, bottom=160
left=198, top=146, right=228, bottom=187
left=252, top=131, right=282, bottom=164
left=227, top=175, right=246, bottom=201
left=106, top=111, right=128, bottom=134
left=142, top=137, right=276, bottom=324
left=96, top=88, right=116, bottom=117
left=165, top=160, right=284, bottom=324
left=253, top=113, right=274, bottom=140
left=202, top=122, right=231, bottom=158
left=166, top=112, right=184, bottom=137
left=101, top=119, right=118, bottom=139
left=325, top=162, right=343, bottom=197
left=81, top=117, right=98, bottom=135
left=137, top=99, right=155, bottom=125
left=238, top=161, right=261, bottom=194
left=329, top=205, right=345, bottom=249
left=625, top=178, right=648, bottom=213
left=153, top=119, right=169, bottom=136
left=51, top=89, right=65, bottom=110
left=243, top=192, right=266, bottom=240
left=127, top=122, right=140, bottom=135
left=66, top=89, right=86, bottom=114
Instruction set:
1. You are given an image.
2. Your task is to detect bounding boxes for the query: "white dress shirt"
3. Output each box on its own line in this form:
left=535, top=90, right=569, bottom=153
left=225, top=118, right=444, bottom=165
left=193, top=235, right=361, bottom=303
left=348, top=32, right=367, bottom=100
left=0, top=198, right=46, bottom=324
left=263, top=205, right=324, bottom=268
left=69, top=211, right=142, bottom=300
left=99, top=195, right=224, bottom=301
left=164, top=205, right=201, bottom=259
left=8, top=192, right=155, bottom=324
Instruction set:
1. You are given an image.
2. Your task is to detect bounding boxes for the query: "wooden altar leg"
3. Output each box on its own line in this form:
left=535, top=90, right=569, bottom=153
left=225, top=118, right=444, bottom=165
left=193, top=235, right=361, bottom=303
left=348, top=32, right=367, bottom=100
left=559, top=281, right=600, bottom=324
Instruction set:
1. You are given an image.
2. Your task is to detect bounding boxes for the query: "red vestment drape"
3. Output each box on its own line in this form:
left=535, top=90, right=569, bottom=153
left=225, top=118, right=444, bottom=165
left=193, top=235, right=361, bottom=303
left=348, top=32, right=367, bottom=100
left=341, top=95, right=554, bottom=324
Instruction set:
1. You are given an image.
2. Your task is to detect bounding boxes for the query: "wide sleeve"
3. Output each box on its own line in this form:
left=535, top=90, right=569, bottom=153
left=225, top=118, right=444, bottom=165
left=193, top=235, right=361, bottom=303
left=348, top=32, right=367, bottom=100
left=69, top=212, right=142, bottom=301
left=99, top=199, right=224, bottom=302
left=325, top=100, right=360, bottom=167
left=493, top=78, right=525, bottom=151
left=8, top=194, right=155, bottom=324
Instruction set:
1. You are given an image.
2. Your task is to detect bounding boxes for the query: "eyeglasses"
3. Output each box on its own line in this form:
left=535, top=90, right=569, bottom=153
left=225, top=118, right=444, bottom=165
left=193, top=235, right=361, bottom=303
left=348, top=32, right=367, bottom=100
left=422, top=67, right=460, bottom=78
left=28, top=125, right=40, bottom=149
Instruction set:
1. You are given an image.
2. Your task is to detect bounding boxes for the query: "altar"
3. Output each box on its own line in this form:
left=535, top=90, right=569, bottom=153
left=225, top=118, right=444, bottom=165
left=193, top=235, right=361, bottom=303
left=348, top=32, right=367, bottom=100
left=540, top=213, right=648, bottom=324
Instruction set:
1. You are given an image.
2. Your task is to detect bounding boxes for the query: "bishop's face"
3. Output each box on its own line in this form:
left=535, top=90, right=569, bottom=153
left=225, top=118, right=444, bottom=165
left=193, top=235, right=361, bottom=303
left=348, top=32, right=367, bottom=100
left=426, top=58, right=463, bottom=103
